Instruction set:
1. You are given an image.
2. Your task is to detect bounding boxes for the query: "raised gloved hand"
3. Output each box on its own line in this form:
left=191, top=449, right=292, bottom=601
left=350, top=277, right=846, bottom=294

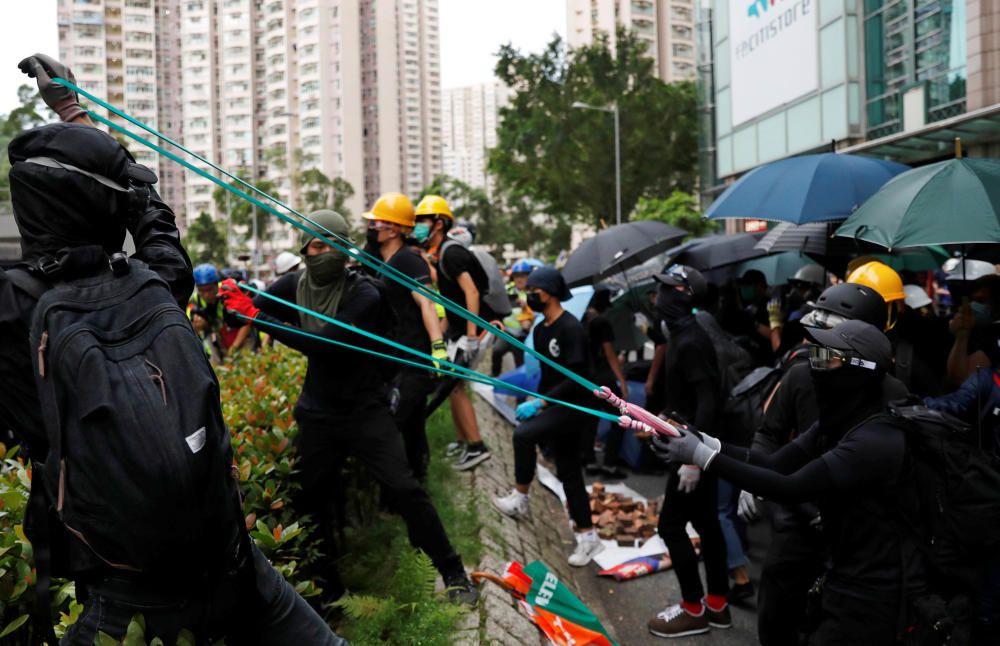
left=18, top=54, right=87, bottom=123
left=218, top=279, right=260, bottom=320
left=767, top=297, right=785, bottom=330
left=456, top=335, right=480, bottom=365
left=677, top=465, right=701, bottom=493
left=738, top=490, right=760, bottom=522
left=649, top=428, right=720, bottom=469
left=515, top=399, right=543, bottom=421
left=430, top=339, right=449, bottom=374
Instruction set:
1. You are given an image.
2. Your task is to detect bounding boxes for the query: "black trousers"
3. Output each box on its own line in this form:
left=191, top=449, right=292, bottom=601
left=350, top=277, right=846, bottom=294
left=491, top=336, right=525, bottom=377
left=659, top=469, right=730, bottom=603
left=513, top=405, right=595, bottom=529
left=294, top=402, right=462, bottom=594
left=392, top=368, right=434, bottom=480
left=808, top=586, right=899, bottom=645
left=758, top=522, right=827, bottom=646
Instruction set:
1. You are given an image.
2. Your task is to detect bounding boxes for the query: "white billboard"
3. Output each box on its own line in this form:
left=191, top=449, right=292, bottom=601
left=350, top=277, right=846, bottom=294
left=729, top=0, right=818, bottom=127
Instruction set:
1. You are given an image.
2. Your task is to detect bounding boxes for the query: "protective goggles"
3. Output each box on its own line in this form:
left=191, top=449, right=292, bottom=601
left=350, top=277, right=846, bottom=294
left=800, top=308, right=847, bottom=330
left=808, top=346, right=877, bottom=372
left=662, top=264, right=692, bottom=288
left=366, top=220, right=398, bottom=230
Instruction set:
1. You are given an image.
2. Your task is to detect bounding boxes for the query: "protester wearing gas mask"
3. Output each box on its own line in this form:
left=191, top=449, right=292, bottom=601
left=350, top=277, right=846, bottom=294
left=640, top=264, right=732, bottom=639
left=222, top=209, right=479, bottom=609
left=649, top=320, right=926, bottom=644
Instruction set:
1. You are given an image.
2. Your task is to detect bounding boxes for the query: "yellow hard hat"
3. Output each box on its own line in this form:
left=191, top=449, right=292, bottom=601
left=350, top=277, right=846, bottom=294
left=846, top=261, right=906, bottom=303
left=362, top=192, right=416, bottom=228
left=414, top=194, right=454, bottom=221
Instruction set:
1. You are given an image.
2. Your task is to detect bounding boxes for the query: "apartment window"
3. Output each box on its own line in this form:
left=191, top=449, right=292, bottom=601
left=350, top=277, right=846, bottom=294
left=301, top=62, right=318, bottom=75
left=303, top=117, right=320, bottom=129
left=672, top=43, right=693, bottom=58
left=302, top=136, right=321, bottom=148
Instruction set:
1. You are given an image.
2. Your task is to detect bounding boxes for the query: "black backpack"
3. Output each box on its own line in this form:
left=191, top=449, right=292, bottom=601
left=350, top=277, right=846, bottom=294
left=22, top=259, right=244, bottom=576
left=879, top=399, right=1000, bottom=593
left=723, top=345, right=809, bottom=446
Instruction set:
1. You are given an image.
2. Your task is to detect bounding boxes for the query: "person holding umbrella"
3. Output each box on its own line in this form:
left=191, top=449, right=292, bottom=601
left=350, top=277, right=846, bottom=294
left=492, top=267, right=605, bottom=567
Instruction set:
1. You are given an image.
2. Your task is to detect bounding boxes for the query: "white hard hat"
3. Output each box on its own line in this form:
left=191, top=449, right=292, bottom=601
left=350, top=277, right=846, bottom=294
left=944, top=259, right=998, bottom=283
left=903, top=284, right=932, bottom=310
left=274, top=251, right=301, bottom=275
left=790, top=263, right=826, bottom=286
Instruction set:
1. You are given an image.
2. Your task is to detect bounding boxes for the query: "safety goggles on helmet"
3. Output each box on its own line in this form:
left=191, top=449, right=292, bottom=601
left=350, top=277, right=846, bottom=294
left=800, top=307, right=847, bottom=330
left=367, top=220, right=397, bottom=231
left=808, top=346, right=878, bottom=372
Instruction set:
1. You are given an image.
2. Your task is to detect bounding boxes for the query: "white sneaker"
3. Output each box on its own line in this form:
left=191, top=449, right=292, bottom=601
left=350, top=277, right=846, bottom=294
left=492, top=489, right=529, bottom=520
left=568, top=533, right=604, bottom=567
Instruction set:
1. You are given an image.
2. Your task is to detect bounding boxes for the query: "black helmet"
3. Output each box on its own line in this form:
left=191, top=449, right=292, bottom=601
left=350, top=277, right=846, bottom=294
left=803, top=282, right=887, bottom=331
left=653, top=264, right=708, bottom=299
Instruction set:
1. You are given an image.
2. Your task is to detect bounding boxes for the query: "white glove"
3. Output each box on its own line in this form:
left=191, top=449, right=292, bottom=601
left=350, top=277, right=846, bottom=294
left=677, top=465, right=701, bottom=493
left=738, top=490, right=759, bottom=522
left=456, top=335, right=480, bottom=365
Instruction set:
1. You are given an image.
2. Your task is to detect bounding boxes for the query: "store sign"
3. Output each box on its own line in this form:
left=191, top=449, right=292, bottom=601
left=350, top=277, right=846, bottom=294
left=743, top=219, right=769, bottom=233
left=729, top=0, right=818, bottom=126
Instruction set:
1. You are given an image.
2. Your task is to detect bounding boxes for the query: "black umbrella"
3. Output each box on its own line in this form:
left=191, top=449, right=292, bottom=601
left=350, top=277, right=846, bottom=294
left=667, top=233, right=767, bottom=272
left=562, top=221, right=687, bottom=287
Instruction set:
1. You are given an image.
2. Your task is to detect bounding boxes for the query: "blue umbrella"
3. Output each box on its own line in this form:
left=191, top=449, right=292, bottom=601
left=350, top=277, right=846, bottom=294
left=705, top=153, right=909, bottom=225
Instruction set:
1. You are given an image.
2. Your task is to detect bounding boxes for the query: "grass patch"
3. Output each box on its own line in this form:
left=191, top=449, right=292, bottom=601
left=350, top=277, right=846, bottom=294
left=336, top=407, right=483, bottom=645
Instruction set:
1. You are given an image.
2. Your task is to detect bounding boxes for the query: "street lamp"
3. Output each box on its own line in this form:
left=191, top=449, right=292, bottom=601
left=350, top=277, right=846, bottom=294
left=572, top=100, right=621, bottom=226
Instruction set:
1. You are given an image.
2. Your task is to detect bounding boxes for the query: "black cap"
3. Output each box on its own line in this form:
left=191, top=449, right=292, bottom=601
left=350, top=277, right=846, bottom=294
left=806, top=319, right=892, bottom=373
left=526, top=266, right=572, bottom=301
left=653, top=264, right=708, bottom=298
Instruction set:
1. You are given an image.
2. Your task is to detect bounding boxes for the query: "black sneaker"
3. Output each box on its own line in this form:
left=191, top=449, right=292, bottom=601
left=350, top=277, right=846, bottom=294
left=451, top=445, right=492, bottom=471
left=442, top=570, right=480, bottom=606
left=727, top=581, right=755, bottom=606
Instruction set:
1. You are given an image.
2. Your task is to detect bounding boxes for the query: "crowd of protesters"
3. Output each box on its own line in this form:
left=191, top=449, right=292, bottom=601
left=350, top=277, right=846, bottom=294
left=3, top=52, right=1000, bottom=646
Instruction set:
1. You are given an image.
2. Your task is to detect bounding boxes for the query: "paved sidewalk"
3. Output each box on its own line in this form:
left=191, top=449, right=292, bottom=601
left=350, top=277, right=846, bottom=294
left=462, top=391, right=763, bottom=645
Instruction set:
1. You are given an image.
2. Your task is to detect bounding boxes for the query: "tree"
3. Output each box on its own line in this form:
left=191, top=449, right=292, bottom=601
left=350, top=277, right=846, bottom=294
left=212, top=172, right=280, bottom=249
left=297, top=168, right=354, bottom=218
left=632, top=191, right=718, bottom=239
left=183, top=211, right=227, bottom=266
left=489, top=29, right=698, bottom=227
left=0, top=85, right=49, bottom=207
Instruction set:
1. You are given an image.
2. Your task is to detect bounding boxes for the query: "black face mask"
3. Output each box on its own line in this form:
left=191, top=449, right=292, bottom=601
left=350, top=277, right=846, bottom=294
left=655, top=287, right=692, bottom=324
left=365, top=227, right=381, bottom=247
left=526, top=293, right=546, bottom=312
left=811, top=365, right=881, bottom=440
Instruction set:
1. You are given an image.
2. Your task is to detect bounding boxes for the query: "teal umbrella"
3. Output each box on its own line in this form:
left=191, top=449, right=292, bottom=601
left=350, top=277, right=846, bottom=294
left=835, top=158, right=1000, bottom=249
left=734, top=252, right=812, bottom=286
left=871, top=245, right=950, bottom=272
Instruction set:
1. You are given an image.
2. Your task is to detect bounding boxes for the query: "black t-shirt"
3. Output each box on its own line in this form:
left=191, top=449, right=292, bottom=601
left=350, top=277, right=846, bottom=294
left=255, top=270, right=388, bottom=415
left=435, top=243, right=494, bottom=336
left=662, top=316, right=720, bottom=432
left=792, top=421, right=924, bottom=599
left=379, top=246, right=432, bottom=354
left=585, top=313, right=616, bottom=386
left=532, top=310, right=592, bottom=406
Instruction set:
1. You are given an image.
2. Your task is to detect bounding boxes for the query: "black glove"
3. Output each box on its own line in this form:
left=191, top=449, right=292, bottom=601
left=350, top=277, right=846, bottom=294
left=18, top=53, right=86, bottom=122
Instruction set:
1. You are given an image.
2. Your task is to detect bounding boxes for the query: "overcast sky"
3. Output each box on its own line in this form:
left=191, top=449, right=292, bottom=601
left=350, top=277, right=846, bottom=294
left=0, top=0, right=563, bottom=115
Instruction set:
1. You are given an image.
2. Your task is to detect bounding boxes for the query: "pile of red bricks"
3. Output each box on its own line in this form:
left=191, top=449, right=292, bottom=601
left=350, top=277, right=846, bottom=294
left=589, top=483, right=660, bottom=547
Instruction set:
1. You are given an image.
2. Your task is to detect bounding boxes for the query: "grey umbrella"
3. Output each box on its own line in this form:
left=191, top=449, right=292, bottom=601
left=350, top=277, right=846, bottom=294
left=754, top=221, right=853, bottom=256
left=562, top=220, right=688, bottom=287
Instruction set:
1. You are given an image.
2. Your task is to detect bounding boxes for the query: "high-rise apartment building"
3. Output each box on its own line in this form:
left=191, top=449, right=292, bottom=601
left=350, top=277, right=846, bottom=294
left=441, top=82, right=508, bottom=192
left=154, top=0, right=184, bottom=212
left=566, top=0, right=697, bottom=83
left=57, top=0, right=164, bottom=176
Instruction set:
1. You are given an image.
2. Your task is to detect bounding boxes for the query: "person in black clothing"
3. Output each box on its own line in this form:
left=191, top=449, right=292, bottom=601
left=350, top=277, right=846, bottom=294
left=220, top=209, right=478, bottom=607
left=748, top=281, right=897, bottom=646
left=1, top=53, right=344, bottom=646
left=491, top=268, right=605, bottom=567
left=645, top=264, right=732, bottom=639
left=653, top=319, right=926, bottom=645
left=583, top=288, right=629, bottom=479
left=414, top=195, right=492, bottom=471
left=363, top=192, right=447, bottom=481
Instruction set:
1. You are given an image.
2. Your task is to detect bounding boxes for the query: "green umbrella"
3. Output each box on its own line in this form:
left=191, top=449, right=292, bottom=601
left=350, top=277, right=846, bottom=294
left=871, top=245, right=950, bottom=272
left=835, top=158, right=1000, bottom=249
left=734, top=251, right=813, bottom=286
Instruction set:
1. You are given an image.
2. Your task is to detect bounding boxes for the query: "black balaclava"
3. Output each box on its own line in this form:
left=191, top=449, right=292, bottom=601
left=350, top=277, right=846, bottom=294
left=811, top=364, right=884, bottom=442
left=655, top=284, right=693, bottom=325
left=8, top=123, right=147, bottom=262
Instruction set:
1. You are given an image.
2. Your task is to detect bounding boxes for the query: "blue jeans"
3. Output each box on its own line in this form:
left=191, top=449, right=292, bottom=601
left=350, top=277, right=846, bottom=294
left=717, top=478, right=748, bottom=571
left=62, top=543, right=348, bottom=645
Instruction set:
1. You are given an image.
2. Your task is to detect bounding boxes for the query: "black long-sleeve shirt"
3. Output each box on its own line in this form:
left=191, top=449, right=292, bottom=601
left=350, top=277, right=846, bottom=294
left=661, top=315, right=721, bottom=437
left=253, top=270, right=389, bottom=416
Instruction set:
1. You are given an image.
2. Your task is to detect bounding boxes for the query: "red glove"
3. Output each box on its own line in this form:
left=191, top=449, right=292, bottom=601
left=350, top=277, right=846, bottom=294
left=218, top=279, right=260, bottom=320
